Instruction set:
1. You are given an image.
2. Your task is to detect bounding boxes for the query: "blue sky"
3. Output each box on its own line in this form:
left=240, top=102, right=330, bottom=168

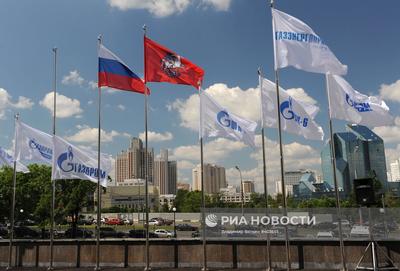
left=1, top=0, right=400, bottom=193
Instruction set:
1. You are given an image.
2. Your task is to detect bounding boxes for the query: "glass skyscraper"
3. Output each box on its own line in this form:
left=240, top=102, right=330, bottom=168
left=321, top=124, right=388, bottom=196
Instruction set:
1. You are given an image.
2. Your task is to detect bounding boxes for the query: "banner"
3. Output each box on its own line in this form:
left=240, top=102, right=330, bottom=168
left=260, top=76, right=324, bottom=141
left=144, top=36, right=204, bottom=89
left=200, top=91, right=257, bottom=147
left=327, top=74, right=394, bottom=126
left=0, top=146, right=29, bottom=173
left=51, top=135, right=112, bottom=187
left=272, top=8, right=347, bottom=75
left=15, top=120, right=53, bottom=165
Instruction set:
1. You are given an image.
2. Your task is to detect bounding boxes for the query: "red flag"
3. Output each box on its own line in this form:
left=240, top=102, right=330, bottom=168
left=144, top=36, right=204, bottom=89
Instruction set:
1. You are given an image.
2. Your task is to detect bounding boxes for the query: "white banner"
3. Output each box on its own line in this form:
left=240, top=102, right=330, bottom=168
left=200, top=91, right=257, bottom=147
left=51, top=135, right=112, bottom=187
left=15, top=120, right=53, bottom=165
left=272, top=8, right=347, bottom=75
left=260, top=76, right=324, bottom=141
left=0, top=146, right=29, bottom=173
left=327, top=74, right=394, bottom=127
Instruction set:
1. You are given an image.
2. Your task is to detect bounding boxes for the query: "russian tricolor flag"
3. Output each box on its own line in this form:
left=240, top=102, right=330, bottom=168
left=98, top=44, right=148, bottom=94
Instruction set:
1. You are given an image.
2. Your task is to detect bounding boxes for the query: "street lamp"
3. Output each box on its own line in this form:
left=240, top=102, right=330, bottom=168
left=172, top=207, right=177, bottom=238
left=235, top=166, right=244, bottom=216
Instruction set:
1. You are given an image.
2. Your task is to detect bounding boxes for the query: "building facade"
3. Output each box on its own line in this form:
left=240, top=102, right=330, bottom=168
left=153, top=149, right=177, bottom=195
left=390, top=160, right=400, bottom=182
left=192, top=163, right=226, bottom=194
left=321, top=124, right=388, bottom=195
left=115, top=137, right=154, bottom=184
left=242, top=180, right=255, bottom=194
left=177, top=182, right=190, bottom=191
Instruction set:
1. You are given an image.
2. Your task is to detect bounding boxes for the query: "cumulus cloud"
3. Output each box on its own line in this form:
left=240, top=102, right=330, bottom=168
left=373, top=117, right=400, bottom=144
left=62, top=70, right=85, bottom=86
left=139, top=131, right=173, bottom=142
left=88, top=80, right=119, bottom=94
left=107, top=0, right=232, bottom=17
left=0, top=88, right=34, bottom=119
left=169, top=82, right=317, bottom=131
left=66, top=125, right=130, bottom=145
left=39, top=92, right=83, bottom=118
left=379, top=80, right=400, bottom=103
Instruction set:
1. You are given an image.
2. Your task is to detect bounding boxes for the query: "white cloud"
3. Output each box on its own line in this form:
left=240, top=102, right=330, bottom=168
left=379, top=79, right=400, bottom=103
left=177, top=160, right=196, bottom=170
left=62, top=70, right=85, bottom=86
left=66, top=125, right=130, bottom=145
left=89, top=80, right=119, bottom=94
left=286, top=88, right=318, bottom=106
left=373, top=117, right=400, bottom=144
left=201, top=0, right=231, bottom=11
left=117, top=104, right=126, bottom=111
left=0, top=88, right=34, bottom=119
left=139, top=131, right=174, bottom=142
left=107, top=0, right=232, bottom=17
left=39, top=92, right=83, bottom=118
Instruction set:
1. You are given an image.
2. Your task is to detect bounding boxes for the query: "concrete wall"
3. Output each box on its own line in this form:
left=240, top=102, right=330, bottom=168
left=1, top=239, right=400, bottom=269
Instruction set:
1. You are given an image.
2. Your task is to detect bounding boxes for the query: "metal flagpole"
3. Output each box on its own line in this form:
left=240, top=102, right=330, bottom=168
left=270, top=1, right=291, bottom=269
left=48, top=46, right=57, bottom=271
left=95, top=35, right=103, bottom=271
left=143, top=25, right=151, bottom=271
left=7, top=113, right=19, bottom=270
left=258, top=68, right=272, bottom=271
left=199, top=89, right=207, bottom=271
left=325, top=73, right=347, bottom=271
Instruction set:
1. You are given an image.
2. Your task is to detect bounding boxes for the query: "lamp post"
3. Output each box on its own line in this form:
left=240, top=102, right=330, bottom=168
left=235, top=166, right=244, bottom=216
left=172, top=207, right=177, bottom=238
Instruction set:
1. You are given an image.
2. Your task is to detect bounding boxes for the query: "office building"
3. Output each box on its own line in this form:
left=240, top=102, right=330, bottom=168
left=115, top=137, right=154, bottom=184
left=390, top=160, right=400, bottom=182
left=242, top=180, right=255, bottom=194
left=321, top=124, right=388, bottom=195
left=220, top=185, right=251, bottom=203
left=154, top=149, right=177, bottom=195
left=192, top=163, right=226, bottom=194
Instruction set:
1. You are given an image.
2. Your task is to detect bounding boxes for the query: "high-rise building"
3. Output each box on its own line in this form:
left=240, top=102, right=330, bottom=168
left=275, top=170, right=316, bottom=195
left=390, top=160, right=400, bottom=182
left=192, top=163, right=226, bottom=194
left=321, top=124, right=388, bottom=195
left=154, top=149, right=177, bottom=195
left=242, top=180, right=255, bottom=194
left=115, top=137, right=154, bottom=184
left=177, top=182, right=190, bottom=191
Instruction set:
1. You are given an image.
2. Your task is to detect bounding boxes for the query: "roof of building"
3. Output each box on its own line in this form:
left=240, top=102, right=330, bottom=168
left=347, top=124, right=382, bottom=141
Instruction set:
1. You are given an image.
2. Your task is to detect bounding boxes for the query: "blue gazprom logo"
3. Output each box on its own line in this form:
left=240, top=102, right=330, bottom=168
left=345, top=94, right=373, bottom=112
left=57, top=146, right=106, bottom=179
left=280, top=97, right=309, bottom=127
left=29, top=139, right=52, bottom=160
left=217, top=110, right=242, bottom=133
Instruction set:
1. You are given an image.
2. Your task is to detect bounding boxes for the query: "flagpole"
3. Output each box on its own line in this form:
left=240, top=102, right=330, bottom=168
left=270, top=1, right=291, bottom=269
left=325, top=74, right=347, bottom=271
left=258, top=68, right=271, bottom=271
left=95, top=35, right=102, bottom=271
left=143, top=24, right=151, bottom=271
left=199, top=90, right=207, bottom=271
left=7, top=113, right=19, bottom=270
left=48, top=46, right=57, bottom=271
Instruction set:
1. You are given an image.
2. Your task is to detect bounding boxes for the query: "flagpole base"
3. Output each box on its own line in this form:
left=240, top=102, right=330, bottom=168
left=144, top=266, right=152, bottom=271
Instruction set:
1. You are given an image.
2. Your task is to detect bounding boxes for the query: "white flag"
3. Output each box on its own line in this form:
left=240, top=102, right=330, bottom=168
left=272, top=8, right=347, bottom=75
left=327, top=74, right=394, bottom=127
left=200, top=91, right=257, bottom=147
left=0, top=146, right=29, bottom=173
left=15, top=120, right=53, bottom=165
left=260, top=76, right=324, bottom=141
left=51, top=135, right=112, bottom=187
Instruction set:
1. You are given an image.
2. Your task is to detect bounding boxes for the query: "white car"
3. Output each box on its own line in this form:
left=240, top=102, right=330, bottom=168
left=350, top=225, right=369, bottom=238
left=154, top=229, right=173, bottom=238
left=317, top=231, right=334, bottom=238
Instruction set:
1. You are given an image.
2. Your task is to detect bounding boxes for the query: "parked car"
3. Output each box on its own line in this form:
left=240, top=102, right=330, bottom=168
left=176, top=224, right=198, bottom=231
left=64, top=228, right=93, bottom=238
left=123, top=218, right=133, bottom=225
left=128, top=229, right=158, bottom=238
left=350, top=225, right=369, bottom=238
left=100, top=227, right=126, bottom=238
left=146, top=218, right=162, bottom=226
left=0, top=224, right=8, bottom=238
left=105, top=218, right=124, bottom=225
left=154, top=229, right=173, bottom=238
left=77, top=218, right=94, bottom=225
left=14, top=226, right=40, bottom=239
left=191, top=230, right=200, bottom=238
left=317, top=231, right=334, bottom=238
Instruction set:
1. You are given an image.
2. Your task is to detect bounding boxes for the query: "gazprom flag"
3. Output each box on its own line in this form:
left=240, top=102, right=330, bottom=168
left=260, top=76, right=324, bottom=141
left=272, top=8, right=347, bottom=75
left=51, top=135, right=112, bottom=187
left=0, top=146, right=29, bottom=173
left=15, top=120, right=53, bottom=165
left=200, top=91, right=257, bottom=147
left=327, top=74, right=394, bottom=127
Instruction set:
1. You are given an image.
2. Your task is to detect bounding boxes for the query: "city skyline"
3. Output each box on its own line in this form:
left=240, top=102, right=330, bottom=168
left=1, top=0, right=400, bottom=194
